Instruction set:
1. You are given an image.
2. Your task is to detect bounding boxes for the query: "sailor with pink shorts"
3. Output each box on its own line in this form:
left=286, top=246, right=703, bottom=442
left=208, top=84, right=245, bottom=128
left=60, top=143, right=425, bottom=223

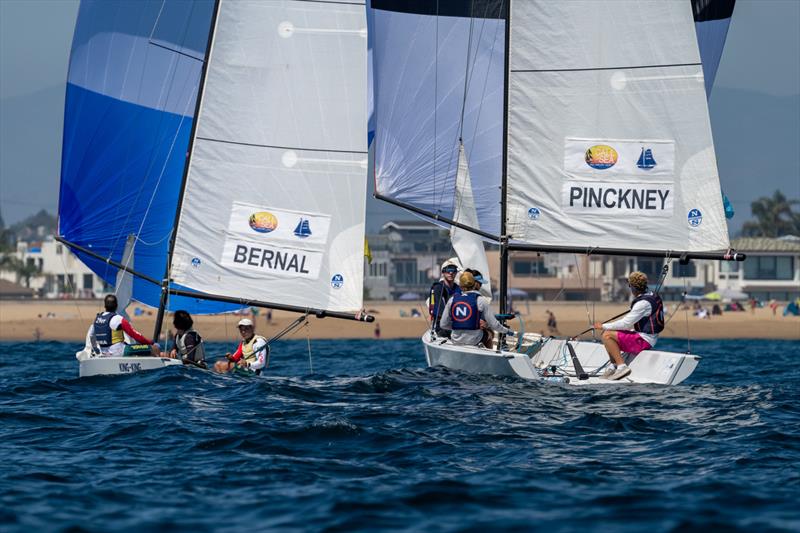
left=593, top=271, right=664, bottom=380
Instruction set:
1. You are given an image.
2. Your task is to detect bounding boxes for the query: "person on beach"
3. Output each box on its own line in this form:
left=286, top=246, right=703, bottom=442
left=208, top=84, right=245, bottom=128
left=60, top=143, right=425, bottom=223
left=167, top=310, right=206, bottom=368
left=546, top=309, right=560, bottom=335
left=213, top=318, right=268, bottom=374
left=593, top=271, right=663, bottom=380
left=429, top=258, right=461, bottom=337
left=440, top=271, right=513, bottom=349
left=86, top=294, right=159, bottom=357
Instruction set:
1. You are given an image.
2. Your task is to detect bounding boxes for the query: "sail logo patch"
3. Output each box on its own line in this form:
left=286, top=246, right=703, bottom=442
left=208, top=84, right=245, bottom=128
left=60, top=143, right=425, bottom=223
left=294, top=218, right=312, bottom=238
left=688, top=209, right=703, bottom=227
left=562, top=181, right=673, bottom=216
left=249, top=212, right=278, bottom=233
left=191, top=257, right=201, bottom=268
left=331, top=274, right=344, bottom=289
left=452, top=302, right=474, bottom=322
left=585, top=145, right=618, bottom=170
left=637, top=147, right=656, bottom=169
left=566, top=139, right=674, bottom=178
left=528, top=207, right=541, bottom=220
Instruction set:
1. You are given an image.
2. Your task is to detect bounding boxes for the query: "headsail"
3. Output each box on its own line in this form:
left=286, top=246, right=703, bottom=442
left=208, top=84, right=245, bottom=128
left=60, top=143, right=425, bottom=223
left=369, top=2, right=505, bottom=238
left=451, top=144, right=492, bottom=299
left=692, top=0, right=736, bottom=97
left=58, top=0, right=235, bottom=313
left=170, top=0, right=368, bottom=313
left=505, top=1, right=730, bottom=253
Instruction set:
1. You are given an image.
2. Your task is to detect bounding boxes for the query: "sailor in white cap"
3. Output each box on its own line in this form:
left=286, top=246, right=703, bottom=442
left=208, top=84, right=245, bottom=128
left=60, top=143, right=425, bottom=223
left=213, top=317, right=269, bottom=374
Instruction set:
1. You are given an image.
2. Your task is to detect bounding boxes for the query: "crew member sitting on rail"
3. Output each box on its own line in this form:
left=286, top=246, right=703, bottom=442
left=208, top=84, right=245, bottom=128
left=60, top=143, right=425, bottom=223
left=440, top=271, right=513, bottom=348
left=593, top=271, right=664, bottom=380
left=428, top=258, right=462, bottom=337
left=86, top=294, right=160, bottom=357
left=168, top=310, right=206, bottom=368
left=213, top=318, right=268, bottom=374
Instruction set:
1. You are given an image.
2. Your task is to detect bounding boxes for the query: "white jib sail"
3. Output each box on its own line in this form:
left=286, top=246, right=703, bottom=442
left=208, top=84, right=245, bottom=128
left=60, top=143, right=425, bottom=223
left=451, top=143, right=492, bottom=300
left=171, top=0, right=368, bottom=313
left=505, top=1, right=730, bottom=253
left=114, top=235, right=135, bottom=320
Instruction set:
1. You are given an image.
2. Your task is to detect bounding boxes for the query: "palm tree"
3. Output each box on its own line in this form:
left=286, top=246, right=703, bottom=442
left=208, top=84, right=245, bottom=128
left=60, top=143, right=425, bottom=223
left=740, top=190, right=800, bottom=238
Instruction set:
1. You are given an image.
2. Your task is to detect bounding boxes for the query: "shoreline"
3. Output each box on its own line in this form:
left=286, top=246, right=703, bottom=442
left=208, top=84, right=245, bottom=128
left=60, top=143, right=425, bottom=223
left=1, top=300, right=797, bottom=343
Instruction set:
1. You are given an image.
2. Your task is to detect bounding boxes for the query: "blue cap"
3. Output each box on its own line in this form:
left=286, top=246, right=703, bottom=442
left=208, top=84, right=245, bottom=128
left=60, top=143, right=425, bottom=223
left=473, top=274, right=484, bottom=284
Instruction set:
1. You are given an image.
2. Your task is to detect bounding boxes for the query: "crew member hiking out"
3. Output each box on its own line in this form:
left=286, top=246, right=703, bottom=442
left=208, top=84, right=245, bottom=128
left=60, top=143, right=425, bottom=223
left=593, top=271, right=664, bottom=380
left=213, top=318, right=269, bottom=375
left=429, top=258, right=462, bottom=337
left=85, top=294, right=160, bottom=357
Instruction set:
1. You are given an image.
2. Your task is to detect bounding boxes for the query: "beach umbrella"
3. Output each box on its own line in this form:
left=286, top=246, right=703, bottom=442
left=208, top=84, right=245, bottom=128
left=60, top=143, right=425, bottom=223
left=507, top=287, right=528, bottom=299
left=702, top=291, right=722, bottom=301
left=397, top=292, right=422, bottom=301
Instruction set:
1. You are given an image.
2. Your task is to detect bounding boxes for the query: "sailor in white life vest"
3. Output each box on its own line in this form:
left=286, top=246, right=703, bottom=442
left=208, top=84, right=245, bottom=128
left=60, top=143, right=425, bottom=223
left=86, top=294, right=160, bottom=357
left=213, top=318, right=269, bottom=374
left=439, top=271, right=514, bottom=348
left=593, top=271, right=665, bottom=380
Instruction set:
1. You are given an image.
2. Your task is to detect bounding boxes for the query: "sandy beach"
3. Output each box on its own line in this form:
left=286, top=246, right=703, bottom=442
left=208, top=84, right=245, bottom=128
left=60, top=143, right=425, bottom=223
left=0, top=299, right=797, bottom=344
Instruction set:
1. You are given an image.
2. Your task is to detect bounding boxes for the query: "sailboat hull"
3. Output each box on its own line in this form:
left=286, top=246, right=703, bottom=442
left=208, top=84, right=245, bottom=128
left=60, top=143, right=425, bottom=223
left=77, top=352, right=183, bottom=378
left=422, top=332, right=699, bottom=386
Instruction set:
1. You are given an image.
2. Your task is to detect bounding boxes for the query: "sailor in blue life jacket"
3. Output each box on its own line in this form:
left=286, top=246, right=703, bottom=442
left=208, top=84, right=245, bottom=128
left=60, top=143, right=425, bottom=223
left=85, top=294, right=160, bottom=357
left=593, top=271, right=664, bottom=381
left=440, top=271, right=513, bottom=348
left=429, top=258, right=462, bottom=337
left=167, top=310, right=206, bottom=369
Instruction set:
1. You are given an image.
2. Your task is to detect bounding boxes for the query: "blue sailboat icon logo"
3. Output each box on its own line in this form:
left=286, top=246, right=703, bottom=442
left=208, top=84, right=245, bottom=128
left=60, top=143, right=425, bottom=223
left=294, top=218, right=312, bottom=238
left=637, top=147, right=656, bottom=169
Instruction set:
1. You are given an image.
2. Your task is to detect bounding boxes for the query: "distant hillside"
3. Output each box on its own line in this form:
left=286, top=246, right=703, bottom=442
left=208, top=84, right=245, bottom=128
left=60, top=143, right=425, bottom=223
left=709, top=87, right=800, bottom=234
left=8, top=209, right=56, bottom=243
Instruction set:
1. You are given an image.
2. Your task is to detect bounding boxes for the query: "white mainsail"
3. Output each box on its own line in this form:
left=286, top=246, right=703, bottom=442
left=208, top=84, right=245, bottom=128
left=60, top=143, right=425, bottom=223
left=505, top=1, right=730, bottom=252
left=451, top=143, right=492, bottom=299
left=171, top=0, right=368, bottom=313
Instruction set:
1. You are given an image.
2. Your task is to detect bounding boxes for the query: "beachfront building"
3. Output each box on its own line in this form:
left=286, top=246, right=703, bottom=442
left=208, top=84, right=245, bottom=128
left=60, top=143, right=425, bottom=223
left=364, top=221, right=454, bottom=301
left=716, top=236, right=800, bottom=302
left=0, top=237, right=110, bottom=299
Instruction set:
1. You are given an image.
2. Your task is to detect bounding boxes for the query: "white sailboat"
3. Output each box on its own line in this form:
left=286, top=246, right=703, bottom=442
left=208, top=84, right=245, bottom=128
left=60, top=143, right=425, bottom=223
left=368, top=1, right=744, bottom=385
left=59, top=0, right=372, bottom=377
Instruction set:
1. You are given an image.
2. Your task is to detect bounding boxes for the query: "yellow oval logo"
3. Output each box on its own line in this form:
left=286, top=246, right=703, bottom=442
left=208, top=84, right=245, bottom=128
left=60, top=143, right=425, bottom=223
left=585, top=145, right=618, bottom=170
left=249, top=211, right=278, bottom=233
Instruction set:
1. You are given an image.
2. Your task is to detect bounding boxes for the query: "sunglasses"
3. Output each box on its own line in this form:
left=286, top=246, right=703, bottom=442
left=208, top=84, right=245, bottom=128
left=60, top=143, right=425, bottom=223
left=442, top=267, right=458, bottom=274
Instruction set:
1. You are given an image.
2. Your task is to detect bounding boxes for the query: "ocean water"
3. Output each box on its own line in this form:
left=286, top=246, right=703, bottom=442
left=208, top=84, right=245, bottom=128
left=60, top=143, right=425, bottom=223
left=0, top=338, right=798, bottom=532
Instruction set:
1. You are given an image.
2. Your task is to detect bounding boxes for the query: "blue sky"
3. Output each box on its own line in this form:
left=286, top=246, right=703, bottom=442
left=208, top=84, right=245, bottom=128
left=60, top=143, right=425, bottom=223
left=1, top=0, right=798, bottom=233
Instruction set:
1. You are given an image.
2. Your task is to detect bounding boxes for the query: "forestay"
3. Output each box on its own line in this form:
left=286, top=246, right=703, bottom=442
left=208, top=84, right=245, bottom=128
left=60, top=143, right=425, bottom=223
left=505, top=1, right=730, bottom=253
left=59, top=0, right=236, bottom=314
left=171, top=0, right=368, bottom=313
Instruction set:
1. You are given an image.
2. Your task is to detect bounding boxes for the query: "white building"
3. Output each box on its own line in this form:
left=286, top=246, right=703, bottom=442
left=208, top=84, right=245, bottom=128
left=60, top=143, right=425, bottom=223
left=716, top=236, right=800, bottom=302
left=1, top=237, right=110, bottom=299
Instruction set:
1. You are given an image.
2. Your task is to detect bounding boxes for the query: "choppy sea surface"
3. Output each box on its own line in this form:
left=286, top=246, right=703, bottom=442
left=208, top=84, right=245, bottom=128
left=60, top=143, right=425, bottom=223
left=0, top=338, right=798, bottom=532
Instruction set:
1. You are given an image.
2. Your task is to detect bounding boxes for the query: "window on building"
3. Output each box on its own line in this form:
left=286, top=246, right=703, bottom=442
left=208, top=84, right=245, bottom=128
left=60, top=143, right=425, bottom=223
left=393, top=260, right=418, bottom=285
left=512, top=260, right=549, bottom=277
left=720, top=261, right=739, bottom=273
left=673, top=261, right=697, bottom=278
left=57, top=274, right=65, bottom=293
left=83, top=274, right=94, bottom=290
left=744, top=256, right=794, bottom=280
left=636, top=258, right=663, bottom=280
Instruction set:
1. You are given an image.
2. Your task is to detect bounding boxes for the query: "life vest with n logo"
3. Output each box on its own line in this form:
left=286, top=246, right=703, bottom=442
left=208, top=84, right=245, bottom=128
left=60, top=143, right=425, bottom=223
left=632, top=292, right=664, bottom=334
left=93, top=312, right=124, bottom=347
left=241, top=335, right=268, bottom=364
left=450, top=292, right=481, bottom=330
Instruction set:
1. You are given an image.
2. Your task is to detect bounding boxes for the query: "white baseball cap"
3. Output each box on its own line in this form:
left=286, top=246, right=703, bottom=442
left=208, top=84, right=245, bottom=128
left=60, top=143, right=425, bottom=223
left=237, top=318, right=254, bottom=327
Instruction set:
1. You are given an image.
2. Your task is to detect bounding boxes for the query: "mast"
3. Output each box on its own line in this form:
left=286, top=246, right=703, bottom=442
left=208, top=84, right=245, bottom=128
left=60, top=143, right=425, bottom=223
left=153, top=0, right=221, bottom=342
left=498, top=0, right=512, bottom=315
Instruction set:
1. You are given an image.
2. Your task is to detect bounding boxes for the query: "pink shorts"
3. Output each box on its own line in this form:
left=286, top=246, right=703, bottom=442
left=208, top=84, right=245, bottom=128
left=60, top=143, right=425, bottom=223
left=616, top=331, right=652, bottom=354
